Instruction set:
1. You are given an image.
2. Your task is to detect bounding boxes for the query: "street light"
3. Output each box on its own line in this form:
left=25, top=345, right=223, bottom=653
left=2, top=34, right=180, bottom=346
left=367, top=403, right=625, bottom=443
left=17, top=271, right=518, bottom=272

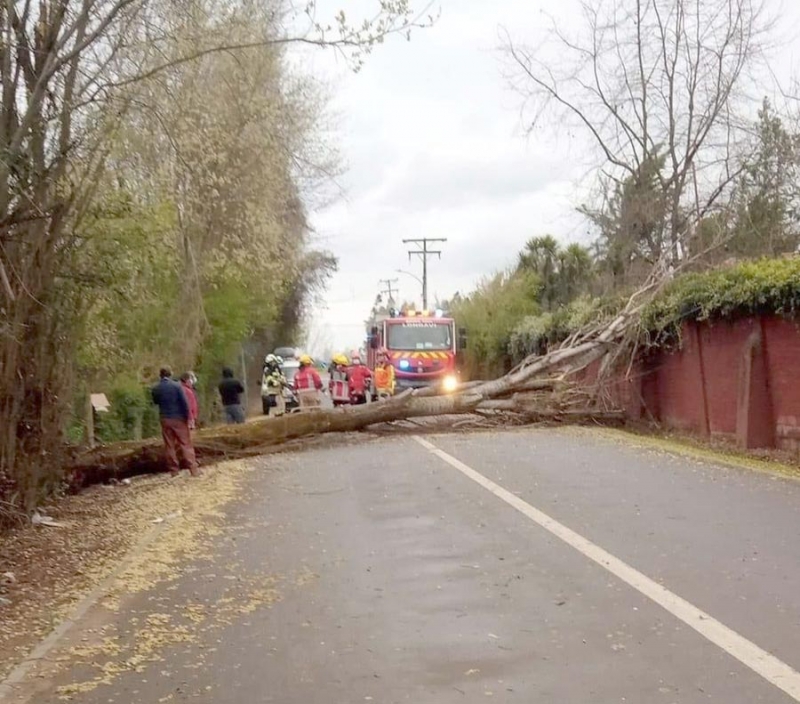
left=395, top=269, right=424, bottom=305
left=395, top=268, right=422, bottom=284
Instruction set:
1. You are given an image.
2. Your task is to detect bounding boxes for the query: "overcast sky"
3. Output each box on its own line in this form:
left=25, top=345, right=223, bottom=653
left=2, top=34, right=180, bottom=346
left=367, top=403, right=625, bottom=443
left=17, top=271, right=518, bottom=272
left=296, top=0, right=800, bottom=355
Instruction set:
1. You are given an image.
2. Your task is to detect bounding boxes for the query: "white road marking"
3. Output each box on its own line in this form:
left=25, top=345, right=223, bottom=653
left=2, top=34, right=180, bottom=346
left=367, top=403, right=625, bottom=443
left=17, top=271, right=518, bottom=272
left=413, top=435, right=800, bottom=702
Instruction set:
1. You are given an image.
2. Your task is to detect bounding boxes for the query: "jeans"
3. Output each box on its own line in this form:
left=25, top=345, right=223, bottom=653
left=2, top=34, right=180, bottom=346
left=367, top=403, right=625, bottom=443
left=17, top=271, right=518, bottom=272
left=224, top=404, right=246, bottom=424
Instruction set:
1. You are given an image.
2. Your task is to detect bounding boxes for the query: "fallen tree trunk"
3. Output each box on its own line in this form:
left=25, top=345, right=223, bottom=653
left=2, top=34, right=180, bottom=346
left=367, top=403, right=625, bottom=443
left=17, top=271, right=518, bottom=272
left=68, top=273, right=668, bottom=486
left=67, top=384, right=620, bottom=487
left=67, top=336, right=636, bottom=485
left=476, top=399, right=626, bottom=424
left=68, top=392, right=484, bottom=485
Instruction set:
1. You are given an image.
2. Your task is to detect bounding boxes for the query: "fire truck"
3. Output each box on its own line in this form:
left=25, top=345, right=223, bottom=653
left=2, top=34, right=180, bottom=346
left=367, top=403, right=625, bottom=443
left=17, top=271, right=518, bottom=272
left=367, top=308, right=467, bottom=392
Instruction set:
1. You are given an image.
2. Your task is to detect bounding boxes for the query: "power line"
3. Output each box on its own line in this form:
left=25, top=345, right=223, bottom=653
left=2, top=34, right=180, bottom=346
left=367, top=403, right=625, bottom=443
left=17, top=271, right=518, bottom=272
left=378, top=278, right=399, bottom=306
left=402, top=237, right=447, bottom=309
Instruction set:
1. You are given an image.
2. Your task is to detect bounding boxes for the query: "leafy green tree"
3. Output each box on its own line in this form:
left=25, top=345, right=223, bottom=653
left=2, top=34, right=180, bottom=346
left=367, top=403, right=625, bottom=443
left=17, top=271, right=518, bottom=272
left=450, top=270, right=540, bottom=379
left=0, top=0, right=431, bottom=512
left=729, top=99, right=800, bottom=257
left=518, top=235, right=559, bottom=309
left=518, top=236, right=594, bottom=309
left=557, top=244, right=595, bottom=303
left=582, top=153, right=668, bottom=290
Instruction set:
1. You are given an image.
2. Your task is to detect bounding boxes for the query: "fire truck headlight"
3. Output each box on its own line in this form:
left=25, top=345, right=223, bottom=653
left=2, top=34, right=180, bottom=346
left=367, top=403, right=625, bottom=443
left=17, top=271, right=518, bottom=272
left=442, top=375, right=458, bottom=393
left=399, top=359, right=410, bottom=370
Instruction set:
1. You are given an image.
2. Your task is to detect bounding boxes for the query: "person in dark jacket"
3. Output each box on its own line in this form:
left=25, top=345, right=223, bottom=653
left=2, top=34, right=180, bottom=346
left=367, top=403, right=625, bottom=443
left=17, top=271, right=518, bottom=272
left=151, top=366, right=200, bottom=477
left=218, top=367, right=246, bottom=424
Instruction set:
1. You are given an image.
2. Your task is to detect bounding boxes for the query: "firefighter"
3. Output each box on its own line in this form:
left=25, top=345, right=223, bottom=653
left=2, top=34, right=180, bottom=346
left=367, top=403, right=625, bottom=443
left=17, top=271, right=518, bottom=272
left=347, top=351, right=372, bottom=405
left=373, top=347, right=395, bottom=398
left=261, top=354, right=287, bottom=416
left=329, top=353, right=350, bottom=406
left=294, top=354, right=324, bottom=409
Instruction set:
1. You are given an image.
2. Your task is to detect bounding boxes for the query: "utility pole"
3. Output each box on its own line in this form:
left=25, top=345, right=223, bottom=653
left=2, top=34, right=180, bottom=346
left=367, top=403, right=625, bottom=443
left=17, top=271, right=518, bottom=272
left=403, top=238, right=446, bottom=309
left=378, top=278, right=399, bottom=307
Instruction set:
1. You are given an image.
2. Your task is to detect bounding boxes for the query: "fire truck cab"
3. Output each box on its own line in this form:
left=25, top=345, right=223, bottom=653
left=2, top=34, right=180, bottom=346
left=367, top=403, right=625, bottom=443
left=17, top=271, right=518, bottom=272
left=367, top=308, right=467, bottom=392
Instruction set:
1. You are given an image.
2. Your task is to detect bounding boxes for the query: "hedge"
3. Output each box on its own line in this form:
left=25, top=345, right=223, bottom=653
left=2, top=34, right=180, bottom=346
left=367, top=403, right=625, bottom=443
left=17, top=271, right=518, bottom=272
left=639, top=256, right=800, bottom=345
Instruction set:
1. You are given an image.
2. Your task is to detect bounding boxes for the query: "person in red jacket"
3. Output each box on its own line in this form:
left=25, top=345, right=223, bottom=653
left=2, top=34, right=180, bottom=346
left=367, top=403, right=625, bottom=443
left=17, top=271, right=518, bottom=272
left=294, top=354, right=323, bottom=408
left=179, top=372, right=199, bottom=430
left=347, top=351, right=372, bottom=404
left=152, top=367, right=199, bottom=477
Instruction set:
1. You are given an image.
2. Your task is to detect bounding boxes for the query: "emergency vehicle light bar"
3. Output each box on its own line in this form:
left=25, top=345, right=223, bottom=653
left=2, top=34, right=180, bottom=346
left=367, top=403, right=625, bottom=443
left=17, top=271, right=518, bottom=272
left=398, top=309, right=445, bottom=318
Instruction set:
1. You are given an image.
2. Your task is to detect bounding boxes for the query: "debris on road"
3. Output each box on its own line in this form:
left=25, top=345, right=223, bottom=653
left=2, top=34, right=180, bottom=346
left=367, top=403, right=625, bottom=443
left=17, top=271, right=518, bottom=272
left=0, top=460, right=251, bottom=683
left=31, top=511, right=66, bottom=528
left=152, top=510, right=183, bottom=524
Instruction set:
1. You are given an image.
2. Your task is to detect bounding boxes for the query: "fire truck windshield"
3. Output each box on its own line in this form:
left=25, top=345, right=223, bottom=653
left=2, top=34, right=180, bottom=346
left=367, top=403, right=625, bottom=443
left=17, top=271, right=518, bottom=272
left=387, top=322, right=452, bottom=351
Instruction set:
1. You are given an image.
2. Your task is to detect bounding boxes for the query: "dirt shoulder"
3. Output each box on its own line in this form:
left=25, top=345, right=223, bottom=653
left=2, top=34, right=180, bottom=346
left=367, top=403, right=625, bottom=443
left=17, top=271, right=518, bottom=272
left=0, top=468, right=244, bottom=681
left=0, top=431, right=374, bottom=681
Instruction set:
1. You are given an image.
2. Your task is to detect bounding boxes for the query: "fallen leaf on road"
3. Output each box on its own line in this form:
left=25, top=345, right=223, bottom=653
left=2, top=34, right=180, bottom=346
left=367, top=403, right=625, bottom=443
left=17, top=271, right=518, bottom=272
left=31, top=511, right=67, bottom=528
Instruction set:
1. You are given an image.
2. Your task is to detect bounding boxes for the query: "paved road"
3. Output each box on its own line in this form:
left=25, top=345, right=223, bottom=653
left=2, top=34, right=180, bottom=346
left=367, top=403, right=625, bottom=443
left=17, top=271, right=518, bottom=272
left=15, top=428, right=800, bottom=703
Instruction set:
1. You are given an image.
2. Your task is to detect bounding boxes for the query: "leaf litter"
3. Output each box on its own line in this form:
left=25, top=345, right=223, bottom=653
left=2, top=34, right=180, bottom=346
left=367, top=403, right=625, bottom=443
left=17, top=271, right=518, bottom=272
left=1, top=456, right=315, bottom=701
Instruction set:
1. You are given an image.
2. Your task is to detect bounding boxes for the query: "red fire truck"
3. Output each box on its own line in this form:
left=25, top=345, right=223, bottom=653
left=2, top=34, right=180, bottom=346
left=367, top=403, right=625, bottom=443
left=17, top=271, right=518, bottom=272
left=367, top=309, right=467, bottom=392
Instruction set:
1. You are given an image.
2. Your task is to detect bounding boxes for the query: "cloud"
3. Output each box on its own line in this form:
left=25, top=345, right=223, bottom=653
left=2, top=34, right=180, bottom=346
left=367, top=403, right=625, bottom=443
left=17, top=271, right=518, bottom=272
left=298, top=0, right=593, bottom=353
left=376, top=145, right=564, bottom=212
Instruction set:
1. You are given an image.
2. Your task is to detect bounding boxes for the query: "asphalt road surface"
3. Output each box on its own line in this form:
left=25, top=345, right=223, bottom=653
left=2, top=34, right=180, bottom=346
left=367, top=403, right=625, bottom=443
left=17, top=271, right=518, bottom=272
left=13, top=428, right=800, bottom=703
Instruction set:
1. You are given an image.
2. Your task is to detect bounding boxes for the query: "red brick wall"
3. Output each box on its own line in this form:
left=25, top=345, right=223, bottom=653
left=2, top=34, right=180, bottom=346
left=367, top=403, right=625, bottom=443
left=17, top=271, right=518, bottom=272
left=579, top=315, right=800, bottom=453
left=763, top=317, right=800, bottom=452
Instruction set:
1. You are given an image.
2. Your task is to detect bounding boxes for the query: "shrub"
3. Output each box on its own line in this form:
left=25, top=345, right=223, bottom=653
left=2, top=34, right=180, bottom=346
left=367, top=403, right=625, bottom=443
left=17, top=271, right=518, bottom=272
left=640, top=256, right=800, bottom=345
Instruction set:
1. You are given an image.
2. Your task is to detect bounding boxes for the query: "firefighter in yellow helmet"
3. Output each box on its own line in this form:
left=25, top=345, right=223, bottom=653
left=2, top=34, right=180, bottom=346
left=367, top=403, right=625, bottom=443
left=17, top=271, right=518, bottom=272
left=294, top=354, right=323, bottom=409
left=329, top=353, right=350, bottom=406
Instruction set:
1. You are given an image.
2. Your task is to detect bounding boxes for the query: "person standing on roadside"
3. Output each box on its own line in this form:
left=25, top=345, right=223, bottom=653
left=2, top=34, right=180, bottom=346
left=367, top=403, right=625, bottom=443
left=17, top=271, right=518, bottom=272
left=373, top=348, right=396, bottom=398
left=151, top=366, right=200, bottom=477
left=346, top=351, right=372, bottom=405
left=179, top=371, right=199, bottom=430
left=219, top=367, right=246, bottom=424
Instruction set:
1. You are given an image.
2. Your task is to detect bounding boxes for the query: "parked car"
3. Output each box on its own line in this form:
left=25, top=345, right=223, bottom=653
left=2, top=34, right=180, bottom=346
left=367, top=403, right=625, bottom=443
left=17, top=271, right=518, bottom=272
left=274, top=346, right=297, bottom=360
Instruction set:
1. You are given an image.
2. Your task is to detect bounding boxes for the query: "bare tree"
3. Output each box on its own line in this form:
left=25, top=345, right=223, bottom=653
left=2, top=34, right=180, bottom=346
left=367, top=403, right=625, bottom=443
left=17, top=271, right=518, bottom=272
left=504, top=0, right=771, bottom=268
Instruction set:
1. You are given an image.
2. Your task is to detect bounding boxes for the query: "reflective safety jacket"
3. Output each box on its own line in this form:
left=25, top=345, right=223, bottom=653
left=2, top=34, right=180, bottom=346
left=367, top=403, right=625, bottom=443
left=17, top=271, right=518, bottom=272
left=329, top=365, right=349, bottom=401
left=373, top=363, right=395, bottom=394
left=294, top=366, right=323, bottom=391
left=262, top=368, right=286, bottom=394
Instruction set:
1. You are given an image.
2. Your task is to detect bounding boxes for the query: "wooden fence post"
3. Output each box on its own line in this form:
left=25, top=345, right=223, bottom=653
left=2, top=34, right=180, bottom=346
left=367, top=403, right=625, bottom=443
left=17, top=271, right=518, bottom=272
left=85, top=394, right=95, bottom=449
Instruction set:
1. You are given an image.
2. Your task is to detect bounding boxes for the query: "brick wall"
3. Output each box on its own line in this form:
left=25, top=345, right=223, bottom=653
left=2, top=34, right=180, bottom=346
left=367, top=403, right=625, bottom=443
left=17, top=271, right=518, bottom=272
left=579, top=316, right=800, bottom=454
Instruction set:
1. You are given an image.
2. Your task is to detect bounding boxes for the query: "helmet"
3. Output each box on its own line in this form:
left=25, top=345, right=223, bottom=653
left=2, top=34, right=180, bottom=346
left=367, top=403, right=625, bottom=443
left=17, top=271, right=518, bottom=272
left=264, top=353, right=279, bottom=366
left=299, top=354, right=313, bottom=366
left=333, top=353, right=348, bottom=366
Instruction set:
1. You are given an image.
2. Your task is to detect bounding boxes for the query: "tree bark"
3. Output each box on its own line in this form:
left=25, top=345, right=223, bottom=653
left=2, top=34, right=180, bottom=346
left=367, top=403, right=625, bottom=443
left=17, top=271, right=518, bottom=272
left=66, top=297, right=651, bottom=487
left=67, top=392, right=485, bottom=485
